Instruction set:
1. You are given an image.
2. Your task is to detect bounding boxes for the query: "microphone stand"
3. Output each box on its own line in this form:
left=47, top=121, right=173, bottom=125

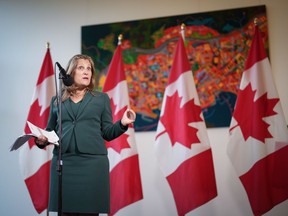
left=54, top=61, right=73, bottom=216
left=55, top=67, right=64, bottom=216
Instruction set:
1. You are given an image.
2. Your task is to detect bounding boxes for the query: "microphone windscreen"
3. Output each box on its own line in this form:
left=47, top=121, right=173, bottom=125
left=63, top=76, right=74, bottom=86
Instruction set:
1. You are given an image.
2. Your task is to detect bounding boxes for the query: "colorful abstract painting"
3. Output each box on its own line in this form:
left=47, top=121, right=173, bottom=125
left=81, top=5, right=268, bottom=131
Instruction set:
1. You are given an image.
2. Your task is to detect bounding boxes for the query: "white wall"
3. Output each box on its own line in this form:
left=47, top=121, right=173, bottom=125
left=1, top=0, right=287, bottom=215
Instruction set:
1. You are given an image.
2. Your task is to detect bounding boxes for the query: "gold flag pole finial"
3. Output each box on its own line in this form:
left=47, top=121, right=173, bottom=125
left=46, top=42, right=50, bottom=49
left=118, top=34, right=123, bottom=45
left=254, top=18, right=259, bottom=26
left=181, top=23, right=186, bottom=41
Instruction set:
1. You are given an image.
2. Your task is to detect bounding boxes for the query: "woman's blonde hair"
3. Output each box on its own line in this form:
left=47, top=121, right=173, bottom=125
left=61, top=54, right=96, bottom=101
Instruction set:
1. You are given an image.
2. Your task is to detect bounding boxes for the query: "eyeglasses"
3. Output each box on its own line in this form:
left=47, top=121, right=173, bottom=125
left=76, top=65, right=92, bottom=72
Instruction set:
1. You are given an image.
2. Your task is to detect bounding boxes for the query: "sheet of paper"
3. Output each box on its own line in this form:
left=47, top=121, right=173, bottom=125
left=27, top=121, right=59, bottom=144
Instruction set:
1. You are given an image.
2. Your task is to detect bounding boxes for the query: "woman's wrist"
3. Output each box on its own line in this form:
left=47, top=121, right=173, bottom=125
left=120, top=120, right=128, bottom=130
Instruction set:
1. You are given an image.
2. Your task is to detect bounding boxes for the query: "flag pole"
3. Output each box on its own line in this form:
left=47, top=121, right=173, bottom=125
left=118, top=34, right=123, bottom=45
left=49, top=41, right=63, bottom=216
left=181, top=23, right=186, bottom=41
left=254, top=17, right=259, bottom=26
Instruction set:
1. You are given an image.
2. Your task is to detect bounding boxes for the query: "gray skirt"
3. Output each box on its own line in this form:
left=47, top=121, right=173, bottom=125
left=48, top=153, right=110, bottom=214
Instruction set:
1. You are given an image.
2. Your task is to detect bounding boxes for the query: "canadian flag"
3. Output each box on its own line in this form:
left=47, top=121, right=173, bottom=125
left=155, top=36, right=217, bottom=216
left=102, top=43, right=143, bottom=215
left=19, top=47, right=56, bottom=213
left=227, top=24, right=288, bottom=215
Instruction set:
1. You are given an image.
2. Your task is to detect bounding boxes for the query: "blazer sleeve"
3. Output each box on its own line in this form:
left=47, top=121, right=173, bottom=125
left=101, top=93, right=128, bottom=141
left=46, top=96, right=58, bottom=132
left=34, top=96, right=58, bottom=149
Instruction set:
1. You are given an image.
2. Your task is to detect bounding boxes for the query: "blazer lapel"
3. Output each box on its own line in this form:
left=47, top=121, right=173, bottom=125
left=63, top=99, right=74, bottom=119
left=76, top=91, right=93, bottom=118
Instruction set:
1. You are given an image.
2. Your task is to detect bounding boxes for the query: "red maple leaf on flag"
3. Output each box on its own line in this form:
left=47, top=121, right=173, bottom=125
left=106, top=132, right=130, bottom=154
left=160, top=91, right=203, bottom=148
left=233, top=83, right=279, bottom=142
left=106, top=98, right=130, bottom=153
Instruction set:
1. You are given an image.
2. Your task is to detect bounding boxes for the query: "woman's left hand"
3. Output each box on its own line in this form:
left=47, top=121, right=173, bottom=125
left=121, top=109, right=136, bottom=126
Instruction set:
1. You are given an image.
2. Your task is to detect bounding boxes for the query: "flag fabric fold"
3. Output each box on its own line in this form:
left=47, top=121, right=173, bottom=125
left=102, top=44, right=143, bottom=215
left=227, top=25, right=288, bottom=216
left=155, top=36, right=217, bottom=216
left=19, top=48, right=56, bottom=214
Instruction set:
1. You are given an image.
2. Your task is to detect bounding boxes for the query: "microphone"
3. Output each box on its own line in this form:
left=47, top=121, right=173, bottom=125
left=56, top=62, right=74, bottom=86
